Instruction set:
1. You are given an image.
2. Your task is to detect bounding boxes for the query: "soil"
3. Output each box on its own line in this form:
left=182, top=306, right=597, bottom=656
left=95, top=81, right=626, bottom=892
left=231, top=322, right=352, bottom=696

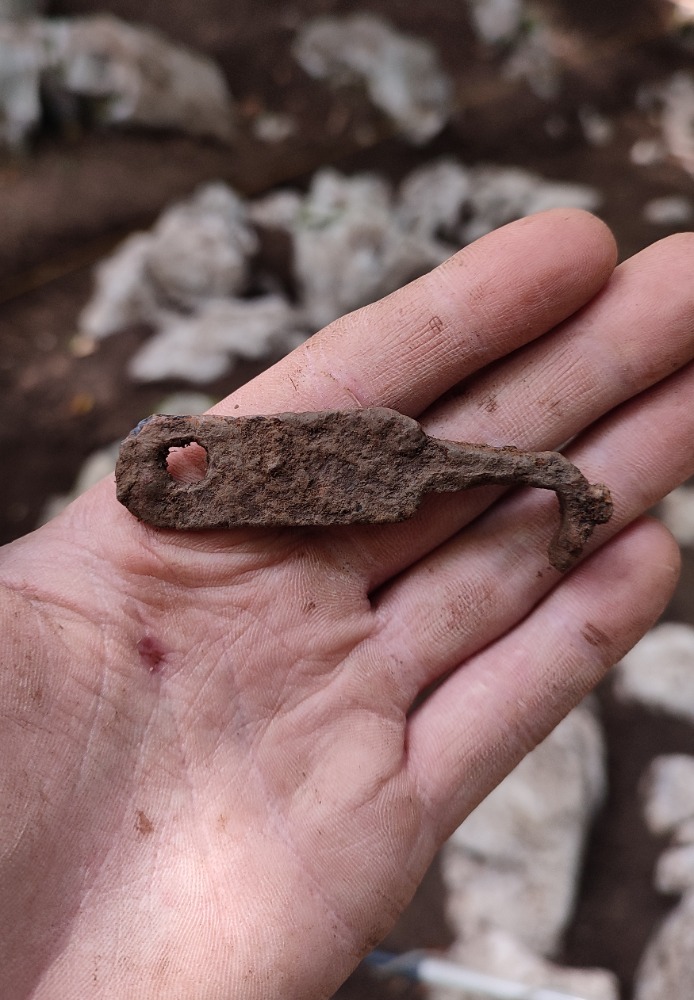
left=2, top=2, right=694, bottom=997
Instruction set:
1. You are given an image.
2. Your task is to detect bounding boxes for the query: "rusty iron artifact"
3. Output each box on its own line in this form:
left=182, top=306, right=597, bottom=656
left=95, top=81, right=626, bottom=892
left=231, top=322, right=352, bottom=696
left=115, top=408, right=613, bottom=571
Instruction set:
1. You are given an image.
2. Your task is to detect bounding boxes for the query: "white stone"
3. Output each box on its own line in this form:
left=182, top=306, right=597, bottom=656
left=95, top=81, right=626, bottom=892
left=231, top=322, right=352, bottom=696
left=439, top=700, right=606, bottom=958
left=292, top=13, right=452, bottom=144
left=466, top=0, right=525, bottom=44
left=80, top=184, right=258, bottom=339
left=643, top=195, right=693, bottom=226
left=635, top=750, right=694, bottom=998
left=397, top=159, right=471, bottom=246
left=248, top=189, right=303, bottom=231
left=460, top=165, right=600, bottom=243
left=79, top=232, right=159, bottom=340
left=146, top=184, right=257, bottom=311
left=0, top=15, right=234, bottom=149
left=427, top=927, right=619, bottom=1000
left=578, top=105, right=615, bottom=147
left=655, top=843, right=694, bottom=895
left=642, top=755, right=694, bottom=836
left=630, top=137, right=667, bottom=165
left=292, top=169, right=447, bottom=329
left=503, top=23, right=561, bottom=101
left=129, top=295, right=306, bottom=383
left=155, top=391, right=216, bottom=416
left=0, top=21, right=44, bottom=147
left=251, top=111, right=296, bottom=143
left=654, top=71, right=694, bottom=176
left=614, top=623, right=694, bottom=723
left=0, top=0, right=45, bottom=17
left=634, top=893, right=694, bottom=1000
left=659, top=485, right=694, bottom=545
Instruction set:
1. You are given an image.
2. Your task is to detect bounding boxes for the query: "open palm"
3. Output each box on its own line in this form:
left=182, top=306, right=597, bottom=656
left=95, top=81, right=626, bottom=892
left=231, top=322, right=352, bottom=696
left=1, top=210, right=693, bottom=999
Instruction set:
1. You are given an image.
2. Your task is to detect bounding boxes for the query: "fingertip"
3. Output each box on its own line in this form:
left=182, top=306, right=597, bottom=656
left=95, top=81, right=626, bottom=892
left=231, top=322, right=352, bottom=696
left=512, top=207, right=617, bottom=271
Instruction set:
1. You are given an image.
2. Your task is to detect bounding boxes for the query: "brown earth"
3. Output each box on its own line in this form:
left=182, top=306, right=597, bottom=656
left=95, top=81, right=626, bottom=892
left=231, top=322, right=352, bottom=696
left=2, top=2, right=694, bottom=997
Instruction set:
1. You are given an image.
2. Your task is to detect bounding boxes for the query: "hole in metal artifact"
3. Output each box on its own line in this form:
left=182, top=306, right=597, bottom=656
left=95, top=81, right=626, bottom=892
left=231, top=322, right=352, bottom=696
left=166, top=442, right=209, bottom=485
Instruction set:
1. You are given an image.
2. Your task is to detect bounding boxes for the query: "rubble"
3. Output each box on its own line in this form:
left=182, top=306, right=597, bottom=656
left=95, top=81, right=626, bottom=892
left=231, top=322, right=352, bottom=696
left=642, top=754, right=694, bottom=836
left=80, top=160, right=601, bottom=384
left=634, top=894, right=694, bottom=999
left=646, top=71, right=694, bottom=175
left=77, top=184, right=301, bottom=384
left=144, top=184, right=257, bottom=313
left=503, top=21, right=562, bottom=101
left=285, top=169, right=447, bottom=329
left=461, top=164, right=600, bottom=243
left=250, top=110, right=296, bottom=143
left=426, top=701, right=612, bottom=998
left=0, top=14, right=234, bottom=150
left=634, top=755, right=694, bottom=1000
left=0, top=0, right=45, bottom=20
left=614, top=623, right=694, bottom=723
left=128, top=295, right=306, bottom=384
left=292, top=13, right=452, bottom=144
left=81, top=184, right=257, bottom=339
left=79, top=233, right=160, bottom=339
left=438, top=701, right=606, bottom=957
left=630, top=137, right=667, bottom=165
left=397, top=159, right=472, bottom=244
left=465, top=0, right=525, bottom=45
left=659, top=485, right=694, bottom=544
left=578, top=105, right=615, bottom=146
left=643, top=194, right=694, bottom=225
left=398, top=158, right=600, bottom=245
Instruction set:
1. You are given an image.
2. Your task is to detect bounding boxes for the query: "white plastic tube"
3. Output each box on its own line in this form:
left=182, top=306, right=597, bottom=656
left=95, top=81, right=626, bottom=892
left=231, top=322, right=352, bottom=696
left=366, top=950, right=590, bottom=1000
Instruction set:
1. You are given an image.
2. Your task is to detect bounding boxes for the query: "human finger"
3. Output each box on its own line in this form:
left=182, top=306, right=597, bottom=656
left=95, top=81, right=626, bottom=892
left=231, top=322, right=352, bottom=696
left=405, top=518, right=679, bottom=840
left=213, top=209, right=616, bottom=418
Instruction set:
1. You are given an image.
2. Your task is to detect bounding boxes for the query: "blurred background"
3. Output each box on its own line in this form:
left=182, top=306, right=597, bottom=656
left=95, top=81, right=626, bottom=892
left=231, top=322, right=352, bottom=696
left=3, top=3, right=694, bottom=998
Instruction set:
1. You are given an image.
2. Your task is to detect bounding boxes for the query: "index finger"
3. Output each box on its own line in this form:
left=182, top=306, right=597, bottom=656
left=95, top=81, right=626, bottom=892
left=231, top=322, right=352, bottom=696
left=215, top=209, right=617, bottom=418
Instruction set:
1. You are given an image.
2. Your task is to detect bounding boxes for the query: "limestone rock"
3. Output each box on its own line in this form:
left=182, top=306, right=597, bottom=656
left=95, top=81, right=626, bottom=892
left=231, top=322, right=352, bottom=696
left=642, top=755, right=694, bottom=837
left=634, top=894, right=694, bottom=1000
left=290, top=169, right=447, bottom=329
left=466, top=0, right=525, bottom=44
left=614, top=623, right=694, bottom=723
left=659, top=485, right=694, bottom=546
left=145, top=184, right=257, bottom=312
left=80, top=183, right=260, bottom=340
left=0, top=14, right=234, bottom=149
left=643, top=195, right=694, bottom=226
left=397, top=158, right=600, bottom=246
left=79, top=232, right=160, bottom=339
left=634, top=753, right=694, bottom=999
left=293, top=13, right=452, bottom=144
left=129, top=295, right=306, bottom=384
left=439, top=700, right=606, bottom=957
left=0, top=0, right=45, bottom=20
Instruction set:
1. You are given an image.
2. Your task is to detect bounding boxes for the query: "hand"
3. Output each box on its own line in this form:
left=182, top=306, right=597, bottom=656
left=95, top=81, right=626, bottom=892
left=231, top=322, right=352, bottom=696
left=0, top=210, right=691, bottom=999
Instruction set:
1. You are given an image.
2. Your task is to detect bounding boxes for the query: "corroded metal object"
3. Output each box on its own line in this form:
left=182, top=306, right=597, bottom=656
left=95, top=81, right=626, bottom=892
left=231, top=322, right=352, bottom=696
left=115, top=408, right=613, bottom=571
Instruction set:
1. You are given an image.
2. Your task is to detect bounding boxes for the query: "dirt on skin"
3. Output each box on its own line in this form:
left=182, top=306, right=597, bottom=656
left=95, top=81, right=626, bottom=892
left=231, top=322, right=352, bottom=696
left=2, top=2, right=694, bottom=997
